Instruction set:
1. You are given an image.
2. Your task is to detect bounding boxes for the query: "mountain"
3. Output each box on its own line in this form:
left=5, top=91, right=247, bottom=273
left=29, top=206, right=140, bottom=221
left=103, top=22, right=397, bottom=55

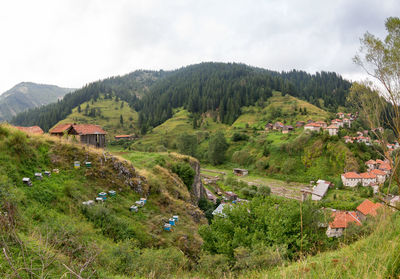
left=0, top=82, right=74, bottom=121
left=11, top=63, right=351, bottom=132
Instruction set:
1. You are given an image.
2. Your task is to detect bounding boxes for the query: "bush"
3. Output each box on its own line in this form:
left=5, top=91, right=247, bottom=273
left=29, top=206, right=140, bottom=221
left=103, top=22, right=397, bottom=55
left=231, top=133, right=249, bottom=142
left=257, top=185, right=271, bottom=196
left=231, top=150, right=254, bottom=166
left=171, top=162, right=195, bottom=190
left=197, top=253, right=231, bottom=278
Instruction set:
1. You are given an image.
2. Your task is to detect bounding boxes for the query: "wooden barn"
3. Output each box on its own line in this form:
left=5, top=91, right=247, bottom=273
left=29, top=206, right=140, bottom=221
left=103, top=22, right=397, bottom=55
left=15, top=126, right=44, bottom=134
left=50, top=123, right=107, bottom=148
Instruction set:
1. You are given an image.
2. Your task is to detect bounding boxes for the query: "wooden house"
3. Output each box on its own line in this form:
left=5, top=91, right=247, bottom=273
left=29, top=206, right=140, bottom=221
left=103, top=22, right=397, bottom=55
left=50, top=123, right=107, bottom=148
left=282, top=125, right=293, bottom=134
left=15, top=126, right=44, bottom=134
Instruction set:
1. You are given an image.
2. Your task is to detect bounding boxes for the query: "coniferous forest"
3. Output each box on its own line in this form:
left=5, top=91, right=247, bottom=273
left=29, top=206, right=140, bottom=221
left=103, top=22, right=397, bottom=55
left=11, top=62, right=351, bottom=132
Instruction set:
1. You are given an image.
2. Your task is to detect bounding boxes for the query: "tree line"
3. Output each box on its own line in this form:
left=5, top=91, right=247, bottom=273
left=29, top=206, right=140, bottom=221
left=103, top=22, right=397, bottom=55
left=11, top=63, right=351, bottom=132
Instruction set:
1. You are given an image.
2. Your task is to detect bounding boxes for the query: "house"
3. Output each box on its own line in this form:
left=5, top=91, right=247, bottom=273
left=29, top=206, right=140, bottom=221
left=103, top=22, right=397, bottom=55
left=212, top=203, right=231, bottom=217
left=331, top=119, right=344, bottom=128
left=282, top=125, right=293, bottom=134
left=356, top=199, right=383, bottom=221
left=295, top=121, right=305, bottom=127
left=341, top=172, right=362, bottom=187
left=225, top=191, right=238, bottom=201
left=337, top=112, right=345, bottom=119
left=378, top=163, right=392, bottom=175
left=50, top=123, right=107, bottom=148
left=359, top=172, right=377, bottom=186
left=370, top=169, right=386, bottom=184
left=233, top=168, right=248, bottom=176
left=365, top=160, right=376, bottom=170
left=312, top=180, right=331, bottom=201
left=315, top=121, right=327, bottom=128
left=114, top=134, right=136, bottom=140
left=343, top=136, right=353, bottom=143
left=343, top=118, right=352, bottom=127
left=307, top=119, right=314, bottom=124
left=15, top=126, right=44, bottom=134
left=264, top=123, right=274, bottom=131
left=326, top=125, right=339, bottom=136
left=304, top=123, right=322, bottom=132
left=273, top=122, right=284, bottom=130
left=326, top=210, right=362, bottom=237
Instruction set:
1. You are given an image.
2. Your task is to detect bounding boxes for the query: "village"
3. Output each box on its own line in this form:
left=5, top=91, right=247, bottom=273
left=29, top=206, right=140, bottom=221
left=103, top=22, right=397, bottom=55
left=12, top=113, right=400, bottom=239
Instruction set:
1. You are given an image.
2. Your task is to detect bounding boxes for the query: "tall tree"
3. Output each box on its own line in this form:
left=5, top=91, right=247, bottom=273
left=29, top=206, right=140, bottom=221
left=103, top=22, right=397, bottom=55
left=208, top=131, right=229, bottom=165
left=352, top=17, right=400, bottom=193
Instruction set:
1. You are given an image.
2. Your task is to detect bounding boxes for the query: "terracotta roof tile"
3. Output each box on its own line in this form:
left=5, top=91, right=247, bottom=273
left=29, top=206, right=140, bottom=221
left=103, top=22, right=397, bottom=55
left=72, top=124, right=106, bottom=135
left=330, top=211, right=361, bottom=229
left=15, top=126, right=44, bottom=134
left=50, top=123, right=73, bottom=134
left=343, top=172, right=361, bottom=179
left=357, top=200, right=383, bottom=216
left=370, top=169, right=386, bottom=176
left=359, top=172, right=376, bottom=179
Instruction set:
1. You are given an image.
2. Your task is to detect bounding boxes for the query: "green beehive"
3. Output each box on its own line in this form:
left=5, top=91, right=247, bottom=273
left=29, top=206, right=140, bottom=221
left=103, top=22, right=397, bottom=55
left=85, top=162, right=92, bottom=168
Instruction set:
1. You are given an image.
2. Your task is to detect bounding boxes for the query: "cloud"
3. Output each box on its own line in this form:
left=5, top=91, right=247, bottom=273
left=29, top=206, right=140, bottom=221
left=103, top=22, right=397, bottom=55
left=0, top=0, right=399, bottom=93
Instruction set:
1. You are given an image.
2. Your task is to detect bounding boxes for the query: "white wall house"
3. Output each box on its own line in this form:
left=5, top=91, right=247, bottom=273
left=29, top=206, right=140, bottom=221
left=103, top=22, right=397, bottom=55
left=304, top=123, right=321, bottom=132
left=365, top=160, right=376, bottom=170
left=326, top=211, right=361, bottom=238
left=341, top=172, right=362, bottom=187
left=360, top=172, right=377, bottom=186
left=370, top=169, right=386, bottom=184
left=326, top=125, right=339, bottom=136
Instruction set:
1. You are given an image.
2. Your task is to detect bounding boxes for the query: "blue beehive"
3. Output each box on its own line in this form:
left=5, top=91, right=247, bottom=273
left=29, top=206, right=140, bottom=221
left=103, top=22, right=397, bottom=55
left=164, top=223, right=171, bottom=231
left=98, top=192, right=107, bottom=200
left=108, top=190, right=116, bottom=197
left=140, top=198, right=147, bottom=204
left=169, top=218, right=175, bottom=226
left=173, top=215, right=179, bottom=222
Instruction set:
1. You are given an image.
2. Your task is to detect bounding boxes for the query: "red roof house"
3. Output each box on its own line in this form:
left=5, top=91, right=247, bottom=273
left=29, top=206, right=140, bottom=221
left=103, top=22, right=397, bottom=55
left=356, top=199, right=383, bottom=220
left=50, top=123, right=107, bottom=148
left=15, top=126, right=44, bottom=134
left=326, top=211, right=362, bottom=237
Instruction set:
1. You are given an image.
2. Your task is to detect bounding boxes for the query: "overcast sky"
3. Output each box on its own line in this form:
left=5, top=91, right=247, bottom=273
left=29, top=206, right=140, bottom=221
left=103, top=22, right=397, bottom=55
left=0, top=0, right=399, bottom=93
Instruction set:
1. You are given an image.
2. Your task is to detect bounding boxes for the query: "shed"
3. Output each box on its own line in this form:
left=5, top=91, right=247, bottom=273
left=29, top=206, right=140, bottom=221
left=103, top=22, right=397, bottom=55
left=50, top=123, right=107, bottom=148
left=225, top=191, right=238, bottom=201
left=14, top=126, right=44, bottom=134
left=312, top=180, right=331, bottom=201
left=233, top=168, right=248, bottom=176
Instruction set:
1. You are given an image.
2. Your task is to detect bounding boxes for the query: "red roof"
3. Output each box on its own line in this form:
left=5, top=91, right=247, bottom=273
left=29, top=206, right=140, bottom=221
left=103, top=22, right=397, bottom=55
left=72, top=124, right=106, bottom=135
left=50, top=123, right=72, bottom=134
left=370, top=169, right=386, bottom=176
left=359, top=172, right=376, bottom=179
left=305, top=123, right=322, bottom=127
left=376, top=159, right=385, bottom=164
left=343, top=172, right=361, bottom=179
left=50, top=123, right=106, bottom=135
left=327, top=124, right=339, bottom=129
left=15, top=126, right=44, bottom=134
left=356, top=200, right=383, bottom=216
left=379, top=163, right=392, bottom=171
left=115, top=135, right=132, bottom=138
left=329, top=211, right=361, bottom=229
left=365, top=160, right=376, bottom=165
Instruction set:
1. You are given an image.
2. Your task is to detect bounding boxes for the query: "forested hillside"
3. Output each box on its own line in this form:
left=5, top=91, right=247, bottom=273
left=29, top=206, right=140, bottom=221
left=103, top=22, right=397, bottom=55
left=11, top=63, right=351, bottom=132
left=0, top=82, right=74, bottom=121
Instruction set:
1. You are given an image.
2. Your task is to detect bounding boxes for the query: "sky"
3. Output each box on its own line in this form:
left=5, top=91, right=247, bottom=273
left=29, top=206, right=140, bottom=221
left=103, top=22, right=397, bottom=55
left=0, top=0, right=399, bottom=93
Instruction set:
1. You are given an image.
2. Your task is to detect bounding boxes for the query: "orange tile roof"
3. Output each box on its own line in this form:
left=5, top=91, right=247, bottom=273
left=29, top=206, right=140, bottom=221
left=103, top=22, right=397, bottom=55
left=379, top=163, right=392, bottom=171
left=329, top=211, right=361, bottom=229
left=50, top=123, right=73, bottom=134
left=343, top=172, right=361, bottom=179
left=359, top=172, right=376, bottom=179
left=370, top=169, right=386, bottom=176
left=15, top=126, right=44, bottom=134
left=365, top=160, right=376, bottom=165
left=376, top=159, right=385, bottom=164
left=115, top=135, right=132, bottom=138
left=327, top=124, right=339, bottom=129
left=305, top=123, right=322, bottom=127
left=357, top=200, right=383, bottom=216
left=72, top=124, right=106, bottom=135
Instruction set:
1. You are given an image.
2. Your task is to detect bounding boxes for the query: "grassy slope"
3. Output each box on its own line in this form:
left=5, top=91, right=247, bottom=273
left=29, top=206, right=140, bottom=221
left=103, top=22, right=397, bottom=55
left=232, top=92, right=330, bottom=129
left=0, top=125, right=206, bottom=278
left=54, top=96, right=138, bottom=140
left=239, top=211, right=400, bottom=279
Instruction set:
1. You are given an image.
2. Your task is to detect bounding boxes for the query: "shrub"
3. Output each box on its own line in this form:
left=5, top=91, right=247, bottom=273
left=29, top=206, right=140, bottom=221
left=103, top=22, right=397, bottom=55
left=231, top=150, right=254, bottom=166
left=257, top=185, right=271, bottom=196
left=231, top=133, right=249, bottom=142
left=197, top=253, right=231, bottom=278
left=171, top=162, right=195, bottom=190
